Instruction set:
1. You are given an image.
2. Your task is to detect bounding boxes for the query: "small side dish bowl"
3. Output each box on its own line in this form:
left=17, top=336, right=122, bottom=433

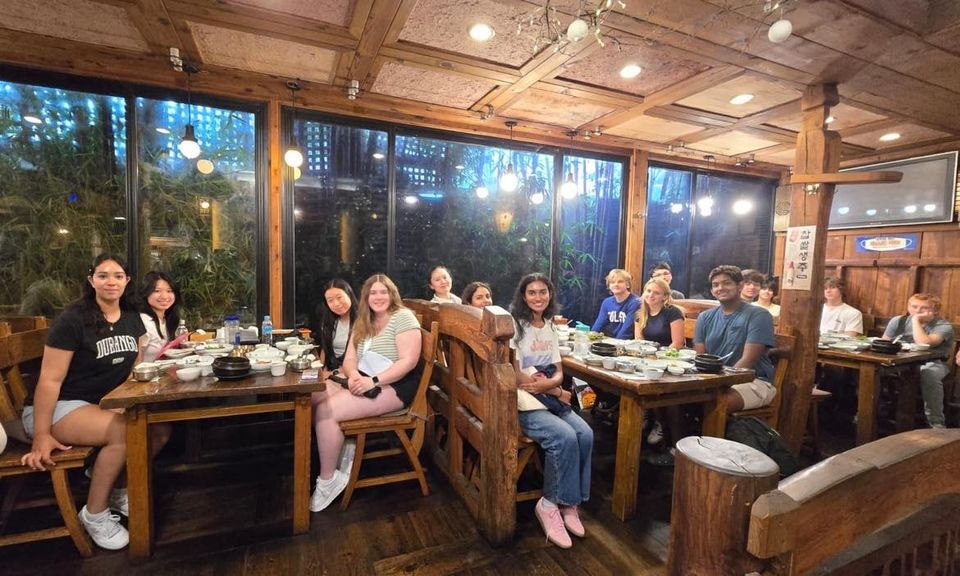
left=176, top=366, right=202, bottom=381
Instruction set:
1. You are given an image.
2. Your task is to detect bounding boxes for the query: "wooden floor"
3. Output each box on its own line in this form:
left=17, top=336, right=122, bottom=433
left=0, top=415, right=678, bottom=576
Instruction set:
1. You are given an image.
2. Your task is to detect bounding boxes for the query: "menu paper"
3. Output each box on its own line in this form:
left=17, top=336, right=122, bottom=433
left=783, top=225, right=816, bottom=291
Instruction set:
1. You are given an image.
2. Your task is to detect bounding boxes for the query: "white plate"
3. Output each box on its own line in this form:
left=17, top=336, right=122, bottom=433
left=163, top=348, right=195, bottom=359
left=663, top=359, right=694, bottom=370
left=656, top=349, right=696, bottom=360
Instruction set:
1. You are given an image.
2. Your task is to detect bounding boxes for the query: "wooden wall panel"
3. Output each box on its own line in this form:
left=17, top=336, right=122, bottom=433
left=777, top=223, right=960, bottom=330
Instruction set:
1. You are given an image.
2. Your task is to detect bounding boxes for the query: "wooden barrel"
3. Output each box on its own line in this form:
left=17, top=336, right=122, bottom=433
left=667, top=436, right=779, bottom=575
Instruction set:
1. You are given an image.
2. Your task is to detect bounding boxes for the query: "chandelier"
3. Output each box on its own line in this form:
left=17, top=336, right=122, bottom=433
left=516, top=0, right=626, bottom=54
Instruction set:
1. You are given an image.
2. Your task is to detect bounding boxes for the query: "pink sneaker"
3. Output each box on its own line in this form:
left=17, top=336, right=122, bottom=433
left=560, top=505, right=585, bottom=537
left=535, top=498, right=572, bottom=549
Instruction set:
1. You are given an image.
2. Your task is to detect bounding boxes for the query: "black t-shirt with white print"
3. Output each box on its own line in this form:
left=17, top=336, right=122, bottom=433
left=27, top=307, right=144, bottom=405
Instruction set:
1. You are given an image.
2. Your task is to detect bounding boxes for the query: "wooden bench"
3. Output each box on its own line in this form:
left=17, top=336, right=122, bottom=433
left=0, top=327, right=94, bottom=556
left=668, top=429, right=960, bottom=575
left=406, top=300, right=519, bottom=546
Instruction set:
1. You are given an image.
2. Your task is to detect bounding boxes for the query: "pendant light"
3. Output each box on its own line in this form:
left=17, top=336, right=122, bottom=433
left=284, top=80, right=304, bottom=169
left=561, top=130, right=578, bottom=199
left=500, top=120, right=518, bottom=192
left=178, top=64, right=201, bottom=159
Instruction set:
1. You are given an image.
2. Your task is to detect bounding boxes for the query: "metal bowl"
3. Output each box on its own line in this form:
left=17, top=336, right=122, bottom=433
left=287, top=357, right=312, bottom=372
left=132, top=364, right=159, bottom=382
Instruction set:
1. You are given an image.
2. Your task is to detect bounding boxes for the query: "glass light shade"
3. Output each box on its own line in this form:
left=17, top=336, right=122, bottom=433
left=284, top=144, right=304, bottom=168
left=178, top=124, right=201, bottom=159
left=196, top=159, right=214, bottom=174
left=768, top=19, right=792, bottom=43
left=567, top=18, right=589, bottom=42
left=530, top=191, right=544, bottom=205
left=500, top=163, right=518, bottom=192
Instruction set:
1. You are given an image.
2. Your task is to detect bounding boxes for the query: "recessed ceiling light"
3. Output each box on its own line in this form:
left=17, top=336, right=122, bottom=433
left=923, top=203, right=937, bottom=212
left=879, top=132, right=901, bottom=142
left=156, top=127, right=171, bottom=135
left=23, top=115, right=42, bottom=124
left=619, top=64, right=642, bottom=79
left=468, top=23, right=495, bottom=42
left=372, top=152, right=385, bottom=159
left=403, top=195, right=418, bottom=205
left=904, top=204, right=917, bottom=213
left=825, top=116, right=835, bottom=124
left=729, top=93, right=754, bottom=105
left=732, top=198, right=753, bottom=215
left=837, top=206, right=850, bottom=215
left=865, top=208, right=877, bottom=216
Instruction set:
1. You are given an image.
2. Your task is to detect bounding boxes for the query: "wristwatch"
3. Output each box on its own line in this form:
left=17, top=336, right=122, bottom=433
left=371, top=375, right=380, bottom=386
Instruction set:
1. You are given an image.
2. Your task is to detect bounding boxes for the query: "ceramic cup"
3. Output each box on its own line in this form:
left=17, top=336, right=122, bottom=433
left=601, top=357, right=618, bottom=370
left=643, top=367, right=665, bottom=381
left=271, top=361, right=287, bottom=377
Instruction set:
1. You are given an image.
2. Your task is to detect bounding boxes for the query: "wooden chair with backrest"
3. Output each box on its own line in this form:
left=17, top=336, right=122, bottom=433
left=337, top=319, right=439, bottom=510
left=733, top=332, right=795, bottom=428
left=0, top=327, right=94, bottom=556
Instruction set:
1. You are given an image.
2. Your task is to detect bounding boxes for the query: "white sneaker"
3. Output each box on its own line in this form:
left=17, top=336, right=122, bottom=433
left=647, top=422, right=664, bottom=445
left=108, top=488, right=128, bottom=517
left=338, top=439, right=357, bottom=476
left=309, top=470, right=349, bottom=513
left=79, top=505, right=129, bottom=550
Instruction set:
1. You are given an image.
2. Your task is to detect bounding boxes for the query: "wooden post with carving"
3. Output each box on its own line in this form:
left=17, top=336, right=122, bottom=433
left=776, top=83, right=840, bottom=453
left=777, top=84, right=901, bottom=452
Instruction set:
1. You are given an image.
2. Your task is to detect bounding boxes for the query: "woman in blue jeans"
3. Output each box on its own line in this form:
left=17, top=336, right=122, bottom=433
left=509, top=273, right=593, bottom=549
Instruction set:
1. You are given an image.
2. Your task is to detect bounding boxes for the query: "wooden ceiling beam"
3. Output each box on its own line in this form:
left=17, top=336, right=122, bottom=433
left=346, top=0, right=418, bottom=91
left=162, top=0, right=357, bottom=51
left=840, top=137, right=960, bottom=167
left=379, top=44, right=519, bottom=84
left=585, top=66, right=744, bottom=130
left=123, top=0, right=190, bottom=59
left=837, top=118, right=904, bottom=139
left=676, top=99, right=801, bottom=145
left=486, top=40, right=601, bottom=112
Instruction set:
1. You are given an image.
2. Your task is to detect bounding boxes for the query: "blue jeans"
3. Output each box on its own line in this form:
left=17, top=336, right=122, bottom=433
left=920, top=361, right=949, bottom=427
left=519, top=408, right=593, bottom=506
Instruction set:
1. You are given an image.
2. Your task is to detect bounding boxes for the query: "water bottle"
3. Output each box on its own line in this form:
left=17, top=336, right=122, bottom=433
left=261, top=315, right=273, bottom=346
left=174, top=319, right=189, bottom=347
left=574, top=323, right=590, bottom=358
left=224, top=314, right=240, bottom=346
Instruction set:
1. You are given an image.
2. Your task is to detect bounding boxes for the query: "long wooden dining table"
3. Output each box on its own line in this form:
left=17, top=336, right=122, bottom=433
left=817, top=347, right=946, bottom=445
left=100, top=367, right=325, bottom=561
left=561, top=355, right=754, bottom=521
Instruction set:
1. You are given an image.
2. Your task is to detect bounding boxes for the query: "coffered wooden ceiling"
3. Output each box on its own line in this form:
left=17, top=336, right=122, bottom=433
left=1, top=0, right=959, bottom=170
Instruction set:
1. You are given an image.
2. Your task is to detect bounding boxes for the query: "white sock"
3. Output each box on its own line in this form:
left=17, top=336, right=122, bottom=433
left=539, top=497, right=558, bottom=510
left=83, top=506, right=109, bottom=520
left=317, top=473, right=337, bottom=486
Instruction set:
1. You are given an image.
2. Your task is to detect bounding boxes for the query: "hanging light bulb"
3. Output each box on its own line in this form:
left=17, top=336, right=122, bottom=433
left=285, top=80, right=304, bottom=168
left=530, top=191, right=544, bottom=205
left=566, top=18, right=589, bottom=42
left=561, top=130, right=578, bottom=199
left=179, top=64, right=201, bottom=159
left=500, top=121, right=519, bottom=192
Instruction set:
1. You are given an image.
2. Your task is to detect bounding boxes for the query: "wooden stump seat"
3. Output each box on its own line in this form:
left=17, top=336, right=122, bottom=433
left=669, top=428, right=960, bottom=575
left=0, top=327, right=94, bottom=556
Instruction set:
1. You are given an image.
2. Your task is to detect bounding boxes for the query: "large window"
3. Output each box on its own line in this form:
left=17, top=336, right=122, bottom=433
left=291, top=122, right=388, bottom=329
left=136, top=97, right=259, bottom=327
left=558, top=155, right=624, bottom=322
left=288, top=118, right=627, bottom=329
left=0, top=74, right=264, bottom=325
left=0, top=81, right=127, bottom=316
left=644, top=165, right=775, bottom=299
left=393, top=134, right=553, bottom=307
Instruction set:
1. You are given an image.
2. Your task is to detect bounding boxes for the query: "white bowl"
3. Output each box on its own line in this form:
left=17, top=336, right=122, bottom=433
left=558, top=346, right=572, bottom=357
left=666, top=366, right=685, bottom=376
left=270, top=361, right=287, bottom=376
left=275, top=341, right=292, bottom=351
left=601, top=357, right=617, bottom=370
left=643, top=368, right=665, bottom=381
left=176, top=367, right=202, bottom=381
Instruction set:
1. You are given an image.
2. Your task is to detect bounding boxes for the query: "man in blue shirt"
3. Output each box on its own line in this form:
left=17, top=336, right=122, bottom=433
left=590, top=268, right=642, bottom=339
left=694, top=265, right=776, bottom=413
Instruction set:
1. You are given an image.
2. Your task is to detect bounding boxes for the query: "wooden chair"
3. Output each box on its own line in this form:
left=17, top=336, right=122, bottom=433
left=733, top=333, right=795, bottom=428
left=0, top=328, right=94, bottom=556
left=337, top=320, right=439, bottom=510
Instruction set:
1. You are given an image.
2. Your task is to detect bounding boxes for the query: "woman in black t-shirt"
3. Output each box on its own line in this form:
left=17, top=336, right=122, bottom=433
left=20, top=254, right=170, bottom=551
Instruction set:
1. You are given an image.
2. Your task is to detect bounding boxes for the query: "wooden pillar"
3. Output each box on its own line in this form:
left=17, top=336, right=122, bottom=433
left=267, top=97, right=283, bottom=322
left=624, top=149, right=649, bottom=284
left=667, top=436, right=779, bottom=575
left=776, top=84, right=841, bottom=453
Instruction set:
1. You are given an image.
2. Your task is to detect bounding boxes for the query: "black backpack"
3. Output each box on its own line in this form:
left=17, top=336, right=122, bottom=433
left=725, top=416, right=800, bottom=478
